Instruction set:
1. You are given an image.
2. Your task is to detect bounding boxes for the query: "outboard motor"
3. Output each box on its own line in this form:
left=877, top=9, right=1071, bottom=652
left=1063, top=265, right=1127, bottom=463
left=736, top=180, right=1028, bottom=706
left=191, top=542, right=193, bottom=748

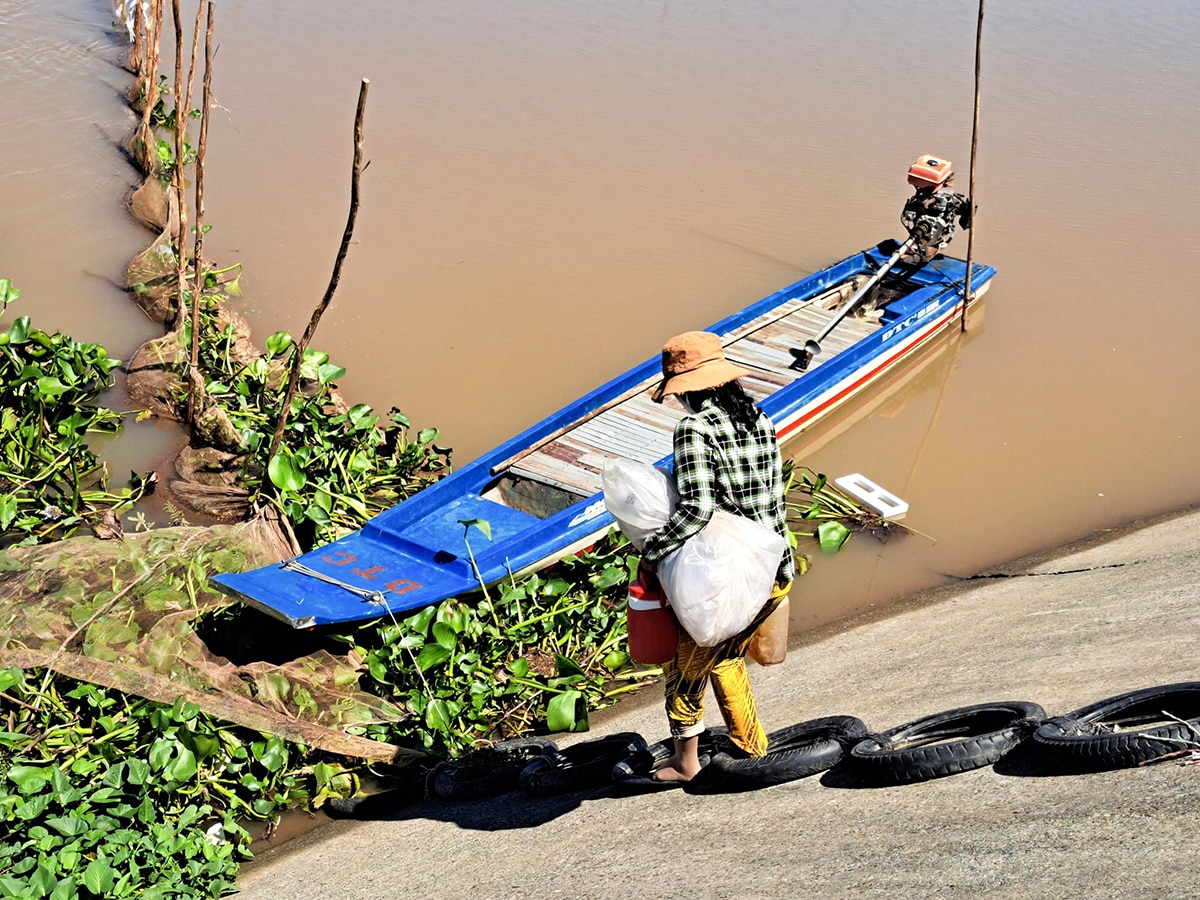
left=900, top=155, right=972, bottom=263
left=790, top=156, right=976, bottom=371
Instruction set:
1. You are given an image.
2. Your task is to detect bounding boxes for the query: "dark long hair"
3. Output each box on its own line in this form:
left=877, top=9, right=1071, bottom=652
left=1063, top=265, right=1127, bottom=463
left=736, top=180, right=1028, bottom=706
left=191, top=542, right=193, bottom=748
left=681, top=380, right=762, bottom=431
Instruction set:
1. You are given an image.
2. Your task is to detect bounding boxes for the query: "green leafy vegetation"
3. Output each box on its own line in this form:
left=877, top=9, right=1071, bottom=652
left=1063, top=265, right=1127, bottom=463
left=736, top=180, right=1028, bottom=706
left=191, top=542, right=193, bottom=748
left=785, top=464, right=921, bottom=553
left=147, top=77, right=200, bottom=182
left=0, top=280, right=151, bottom=546
left=0, top=667, right=335, bottom=899
left=342, top=532, right=659, bottom=756
left=148, top=76, right=201, bottom=133
left=182, top=302, right=450, bottom=548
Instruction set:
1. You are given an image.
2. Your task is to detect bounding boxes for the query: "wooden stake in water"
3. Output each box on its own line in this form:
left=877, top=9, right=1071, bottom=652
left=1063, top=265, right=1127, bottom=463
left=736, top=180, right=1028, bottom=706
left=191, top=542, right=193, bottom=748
left=134, top=0, right=163, bottom=173
left=187, top=1, right=214, bottom=426
left=268, top=78, right=371, bottom=467
left=183, top=0, right=205, bottom=117
left=170, top=0, right=189, bottom=333
left=130, top=0, right=145, bottom=74
left=961, top=0, right=984, bottom=333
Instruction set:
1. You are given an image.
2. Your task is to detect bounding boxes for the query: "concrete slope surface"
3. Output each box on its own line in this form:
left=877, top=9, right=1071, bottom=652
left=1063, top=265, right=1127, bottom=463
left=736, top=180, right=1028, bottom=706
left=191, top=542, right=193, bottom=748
left=239, top=508, right=1200, bottom=900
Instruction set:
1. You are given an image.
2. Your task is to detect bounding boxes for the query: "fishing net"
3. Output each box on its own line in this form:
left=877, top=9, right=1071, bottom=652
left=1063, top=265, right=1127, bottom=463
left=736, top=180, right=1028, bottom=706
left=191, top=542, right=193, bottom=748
left=125, top=331, right=187, bottom=418
left=0, top=516, right=419, bottom=764
left=128, top=176, right=172, bottom=232
left=126, top=228, right=180, bottom=325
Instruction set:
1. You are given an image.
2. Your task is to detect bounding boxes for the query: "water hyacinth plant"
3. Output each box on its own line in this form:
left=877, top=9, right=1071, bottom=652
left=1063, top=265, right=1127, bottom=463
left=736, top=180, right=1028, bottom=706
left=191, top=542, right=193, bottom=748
left=189, top=316, right=450, bottom=548
left=785, top=463, right=923, bottom=553
left=341, top=531, right=656, bottom=757
left=0, top=279, right=151, bottom=546
left=0, top=667, right=335, bottom=899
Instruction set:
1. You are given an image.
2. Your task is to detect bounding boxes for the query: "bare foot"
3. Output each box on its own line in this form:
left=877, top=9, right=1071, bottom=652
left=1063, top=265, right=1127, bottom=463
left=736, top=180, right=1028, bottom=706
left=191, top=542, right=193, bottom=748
left=651, top=764, right=693, bottom=782
left=651, top=757, right=700, bottom=782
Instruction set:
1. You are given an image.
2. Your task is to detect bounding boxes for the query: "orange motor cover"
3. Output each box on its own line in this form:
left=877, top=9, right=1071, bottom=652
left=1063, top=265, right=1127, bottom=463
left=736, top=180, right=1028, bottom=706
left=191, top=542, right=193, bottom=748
left=907, top=155, right=954, bottom=189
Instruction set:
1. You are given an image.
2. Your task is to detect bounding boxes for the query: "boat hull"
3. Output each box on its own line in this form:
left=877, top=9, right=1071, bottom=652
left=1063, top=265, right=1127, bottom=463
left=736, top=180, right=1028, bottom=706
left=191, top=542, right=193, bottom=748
left=212, top=241, right=996, bottom=627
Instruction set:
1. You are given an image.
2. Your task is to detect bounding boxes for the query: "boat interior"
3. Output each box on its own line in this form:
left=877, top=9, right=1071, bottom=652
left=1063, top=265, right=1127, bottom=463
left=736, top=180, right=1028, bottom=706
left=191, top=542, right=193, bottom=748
left=481, top=269, right=930, bottom=519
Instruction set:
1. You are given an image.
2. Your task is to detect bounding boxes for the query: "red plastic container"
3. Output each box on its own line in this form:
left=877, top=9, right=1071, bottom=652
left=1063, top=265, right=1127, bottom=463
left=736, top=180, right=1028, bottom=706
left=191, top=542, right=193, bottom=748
left=626, top=566, right=678, bottom=665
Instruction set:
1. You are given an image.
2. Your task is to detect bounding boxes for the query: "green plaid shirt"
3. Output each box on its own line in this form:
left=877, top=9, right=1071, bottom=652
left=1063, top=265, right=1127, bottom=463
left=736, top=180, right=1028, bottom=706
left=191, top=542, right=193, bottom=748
left=641, top=398, right=794, bottom=584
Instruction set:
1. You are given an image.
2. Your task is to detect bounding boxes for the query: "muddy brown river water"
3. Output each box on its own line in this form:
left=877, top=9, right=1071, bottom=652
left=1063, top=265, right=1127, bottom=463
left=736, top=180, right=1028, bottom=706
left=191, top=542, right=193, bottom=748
left=2, top=0, right=1198, bottom=632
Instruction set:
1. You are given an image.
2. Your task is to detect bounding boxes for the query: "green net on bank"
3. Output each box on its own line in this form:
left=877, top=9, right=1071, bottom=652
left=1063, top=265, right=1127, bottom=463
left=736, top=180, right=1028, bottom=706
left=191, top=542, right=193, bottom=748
left=0, top=518, right=419, bottom=764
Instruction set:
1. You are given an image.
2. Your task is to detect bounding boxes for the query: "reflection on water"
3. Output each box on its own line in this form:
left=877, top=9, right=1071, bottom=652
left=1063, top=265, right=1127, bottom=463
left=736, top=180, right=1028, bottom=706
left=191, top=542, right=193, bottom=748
left=784, top=319, right=979, bottom=627
left=3, top=0, right=1198, bottom=629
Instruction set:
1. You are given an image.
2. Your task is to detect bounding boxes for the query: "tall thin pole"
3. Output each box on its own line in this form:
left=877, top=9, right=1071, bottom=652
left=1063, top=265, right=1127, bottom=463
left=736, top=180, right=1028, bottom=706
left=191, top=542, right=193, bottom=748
left=267, top=78, right=370, bottom=467
left=135, top=0, right=163, bottom=174
left=130, top=0, right=145, bottom=74
left=170, top=0, right=189, bottom=333
left=183, top=0, right=205, bottom=119
left=187, top=1, right=214, bottom=425
left=960, top=0, right=984, bottom=333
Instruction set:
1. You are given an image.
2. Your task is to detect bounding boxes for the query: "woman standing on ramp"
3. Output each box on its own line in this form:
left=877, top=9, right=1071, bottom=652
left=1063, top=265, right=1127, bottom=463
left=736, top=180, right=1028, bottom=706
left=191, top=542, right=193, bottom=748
left=640, top=331, right=795, bottom=782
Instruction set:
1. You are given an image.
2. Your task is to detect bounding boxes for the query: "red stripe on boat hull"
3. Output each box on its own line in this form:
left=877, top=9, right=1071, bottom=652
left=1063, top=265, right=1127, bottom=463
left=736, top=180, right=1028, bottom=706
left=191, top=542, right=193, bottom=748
left=776, top=303, right=962, bottom=441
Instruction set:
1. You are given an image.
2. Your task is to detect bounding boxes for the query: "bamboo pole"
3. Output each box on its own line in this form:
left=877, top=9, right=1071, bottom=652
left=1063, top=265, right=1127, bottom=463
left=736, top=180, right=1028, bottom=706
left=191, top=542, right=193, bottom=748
left=267, top=79, right=371, bottom=468
left=187, top=1, right=214, bottom=425
left=139, top=0, right=163, bottom=149
left=960, top=0, right=984, bottom=333
left=170, top=0, right=189, bottom=333
left=130, top=0, right=145, bottom=74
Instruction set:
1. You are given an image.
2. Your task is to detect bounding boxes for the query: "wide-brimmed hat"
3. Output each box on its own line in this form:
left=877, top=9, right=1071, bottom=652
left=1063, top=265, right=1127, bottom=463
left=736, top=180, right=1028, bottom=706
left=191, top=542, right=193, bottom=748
left=650, top=331, right=751, bottom=403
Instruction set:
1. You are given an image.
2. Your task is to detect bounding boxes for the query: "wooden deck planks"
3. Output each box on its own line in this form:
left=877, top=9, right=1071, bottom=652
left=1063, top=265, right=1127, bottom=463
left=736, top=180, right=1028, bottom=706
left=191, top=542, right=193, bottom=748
left=724, top=307, right=878, bottom=391
left=506, top=285, right=883, bottom=499
left=509, top=457, right=602, bottom=497
left=509, top=395, right=684, bottom=495
left=721, top=295, right=810, bottom=342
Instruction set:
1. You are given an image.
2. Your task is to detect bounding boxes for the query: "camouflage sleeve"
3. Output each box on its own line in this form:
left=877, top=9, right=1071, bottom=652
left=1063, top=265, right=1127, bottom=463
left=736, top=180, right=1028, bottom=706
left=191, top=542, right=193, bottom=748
left=957, top=194, right=972, bottom=228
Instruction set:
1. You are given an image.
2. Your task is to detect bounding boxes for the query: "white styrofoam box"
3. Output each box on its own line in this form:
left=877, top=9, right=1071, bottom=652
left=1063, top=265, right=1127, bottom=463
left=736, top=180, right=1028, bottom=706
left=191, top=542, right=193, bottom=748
left=834, top=473, right=908, bottom=520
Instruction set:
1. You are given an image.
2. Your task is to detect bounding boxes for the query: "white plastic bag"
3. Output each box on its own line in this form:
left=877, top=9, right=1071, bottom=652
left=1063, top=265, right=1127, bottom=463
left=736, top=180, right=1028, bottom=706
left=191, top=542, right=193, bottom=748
left=602, top=458, right=677, bottom=551
left=658, top=510, right=785, bottom=647
left=603, top=459, right=785, bottom=647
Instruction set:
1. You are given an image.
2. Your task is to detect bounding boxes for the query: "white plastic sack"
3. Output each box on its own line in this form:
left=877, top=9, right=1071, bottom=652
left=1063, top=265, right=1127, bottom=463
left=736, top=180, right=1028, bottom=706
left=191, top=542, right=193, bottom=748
left=602, top=458, right=786, bottom=647
left=658, top=510, right=785, bottom=647
left=602, top=458, right=677, bottom=551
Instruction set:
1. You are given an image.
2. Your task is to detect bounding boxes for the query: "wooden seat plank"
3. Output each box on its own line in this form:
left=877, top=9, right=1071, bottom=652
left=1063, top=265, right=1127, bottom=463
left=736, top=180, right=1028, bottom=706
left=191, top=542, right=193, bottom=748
left=579, top=416, right=675, bottom=457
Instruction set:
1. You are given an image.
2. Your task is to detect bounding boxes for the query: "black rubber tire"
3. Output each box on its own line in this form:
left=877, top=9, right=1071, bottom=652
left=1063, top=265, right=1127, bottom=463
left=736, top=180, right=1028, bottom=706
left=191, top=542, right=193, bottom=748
left=686, top=715, right=868, bottom=794
left=324, top=775, right=429, bottom=820
left=432, top=737, right=558, bottom=800
left=519, top=732, right=647, bottom=797
left=1031, top=682, right=1200, bottom=772
left=849, top=701, right=1045, bottom=784
left=610, top=728, right=728, bottom=794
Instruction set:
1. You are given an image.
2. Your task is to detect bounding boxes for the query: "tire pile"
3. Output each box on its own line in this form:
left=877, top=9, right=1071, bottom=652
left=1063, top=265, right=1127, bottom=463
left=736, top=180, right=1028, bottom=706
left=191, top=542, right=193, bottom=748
left=326, top=682, right=1200, bottom=818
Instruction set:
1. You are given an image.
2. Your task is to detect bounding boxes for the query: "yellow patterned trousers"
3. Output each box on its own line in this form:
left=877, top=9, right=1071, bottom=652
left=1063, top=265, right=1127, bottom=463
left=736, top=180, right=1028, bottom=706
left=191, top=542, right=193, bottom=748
left=662, top=581, right=791, bottom=757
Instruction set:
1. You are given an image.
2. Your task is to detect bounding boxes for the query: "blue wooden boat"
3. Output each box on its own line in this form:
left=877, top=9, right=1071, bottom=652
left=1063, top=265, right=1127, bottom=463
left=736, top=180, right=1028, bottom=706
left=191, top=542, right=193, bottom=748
left=212, top=239, right=996, bottom=628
